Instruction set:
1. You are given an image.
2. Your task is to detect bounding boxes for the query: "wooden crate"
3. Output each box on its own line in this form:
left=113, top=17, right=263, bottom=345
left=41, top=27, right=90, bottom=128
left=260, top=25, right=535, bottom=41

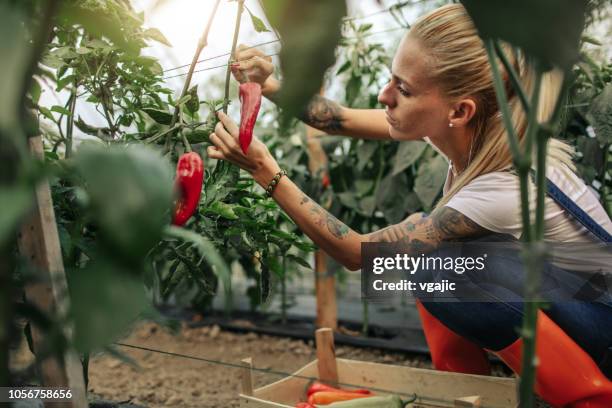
left=239, top=329, right=518, bottom=408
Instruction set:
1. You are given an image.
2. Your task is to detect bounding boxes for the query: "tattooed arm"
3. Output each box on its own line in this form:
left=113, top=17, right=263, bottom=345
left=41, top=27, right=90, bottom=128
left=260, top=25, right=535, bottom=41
left=255, top=162, right=489, bottom=271
left=264, top=79, right=390, bottom=139
left=366, top=207, right=491, bottom=253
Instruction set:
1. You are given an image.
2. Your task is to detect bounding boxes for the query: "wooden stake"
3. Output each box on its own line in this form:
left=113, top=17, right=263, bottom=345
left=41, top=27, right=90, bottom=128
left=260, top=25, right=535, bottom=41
left=240, top=357, right=254, bottom=396
left=315, top=328, right=338, bottom=384
left=17, top=136, right=88, bottom=408
left=305, top=107, right=337, bottom=330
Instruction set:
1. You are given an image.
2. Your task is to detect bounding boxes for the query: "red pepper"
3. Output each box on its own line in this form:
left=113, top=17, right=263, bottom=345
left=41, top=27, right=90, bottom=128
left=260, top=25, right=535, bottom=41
left=308, top=391, right=372, bottom=405
left=321, top=174, right=331, bottom=189
left=307, top=382, right=371, bottom=397
left=238, top=82, right=262, bottom=154
left=295, top=403, right=315, bottom=408
left=172, top=152, right=204, bottom=226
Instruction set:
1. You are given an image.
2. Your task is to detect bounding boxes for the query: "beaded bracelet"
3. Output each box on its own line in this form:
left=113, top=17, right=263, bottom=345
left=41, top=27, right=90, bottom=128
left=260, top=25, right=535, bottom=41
left=265, top=169, right=287, bottom=197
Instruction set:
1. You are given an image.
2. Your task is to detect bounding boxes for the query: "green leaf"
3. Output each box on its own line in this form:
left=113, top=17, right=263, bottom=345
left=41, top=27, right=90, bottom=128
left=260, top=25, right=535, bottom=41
left=143, top=27, right=172, bottom=47
left=163, top=225, right=231, bottom=290
left=185, top=85, right=200, bottom=115
left=51, top=105, right=72, bottom=116
left=39, top=107, right=55, bottom=121
left=460, top=0, right=587, bottom=69
left=73, top=144, right=174, bottom=263
left=30, top=79, right=42, bottom=104
left=263, top=0, right=347, bottom=121
left=69, top=261, right=148, bottom=352
left=142, top=108, right=173, bottom=125
left=207, top=201, right=239, bottom=220
left=186, top=129, right=211, bottom=144
left=392, top=141, right=427, bottom=175
left=414, top=154, right=448, bottom=210
left=56, top=74, right=76, bottom=92
left=0, top=187, right=33, bottom=247
left=247, top=7, right=270, bottom=33
left=356, top=142, right=377, bottom=171
left=286, top=254, right=311, bottom=269
left=345, top=74, right=361, bottom=106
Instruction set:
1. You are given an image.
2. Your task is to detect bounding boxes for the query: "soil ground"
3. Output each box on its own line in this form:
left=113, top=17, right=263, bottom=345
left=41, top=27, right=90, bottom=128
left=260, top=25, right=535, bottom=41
left=12, top=320, right=516, bottom=408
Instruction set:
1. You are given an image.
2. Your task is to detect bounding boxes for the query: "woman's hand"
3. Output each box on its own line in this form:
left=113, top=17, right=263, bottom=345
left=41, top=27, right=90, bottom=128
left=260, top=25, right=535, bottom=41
left=231, top=44, right=280, bottom=96
left=207, top=112, right=281, bottom=187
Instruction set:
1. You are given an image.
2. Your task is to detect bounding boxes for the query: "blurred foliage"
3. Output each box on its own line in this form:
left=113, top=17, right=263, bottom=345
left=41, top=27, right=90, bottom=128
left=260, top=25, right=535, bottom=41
left=262, top=0, right=347, bottom=124
left=461, top=0, right=587, bottom=70
left=562, top=56, right=612, bottom=215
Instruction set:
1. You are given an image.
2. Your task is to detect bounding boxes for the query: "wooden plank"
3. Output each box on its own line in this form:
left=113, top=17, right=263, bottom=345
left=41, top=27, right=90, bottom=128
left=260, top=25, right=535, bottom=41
left=454, top=395, right=482, bottom=407
left=315, top=328, right=338, bottom=384
left=305, top=108, right=337, bottom=330
left=16, top=136, right=88, bottom=408
left=241, top=358, right=254, bottom=396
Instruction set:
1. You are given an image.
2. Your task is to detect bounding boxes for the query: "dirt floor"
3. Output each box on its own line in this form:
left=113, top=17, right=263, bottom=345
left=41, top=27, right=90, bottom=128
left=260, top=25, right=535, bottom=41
left=12, top=320, right=516, bottom=408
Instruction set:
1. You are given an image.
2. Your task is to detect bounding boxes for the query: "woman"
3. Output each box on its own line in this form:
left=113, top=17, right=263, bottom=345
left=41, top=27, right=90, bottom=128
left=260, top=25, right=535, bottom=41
left=209, top=4, right=612, bottom=406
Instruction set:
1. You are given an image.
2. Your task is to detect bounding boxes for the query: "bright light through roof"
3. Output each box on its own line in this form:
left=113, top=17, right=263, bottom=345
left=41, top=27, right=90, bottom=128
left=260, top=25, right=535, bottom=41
left=135, top=0, right=278, bottom=88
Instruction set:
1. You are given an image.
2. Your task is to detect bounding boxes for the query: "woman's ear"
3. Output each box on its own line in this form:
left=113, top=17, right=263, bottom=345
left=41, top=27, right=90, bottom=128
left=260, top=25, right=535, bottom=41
left=448, top=98, right=477, bottom=128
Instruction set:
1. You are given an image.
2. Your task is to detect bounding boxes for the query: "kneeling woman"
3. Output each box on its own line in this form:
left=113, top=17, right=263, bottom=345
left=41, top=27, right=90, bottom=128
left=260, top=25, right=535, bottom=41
left=208, top=4, right=612, bottom=406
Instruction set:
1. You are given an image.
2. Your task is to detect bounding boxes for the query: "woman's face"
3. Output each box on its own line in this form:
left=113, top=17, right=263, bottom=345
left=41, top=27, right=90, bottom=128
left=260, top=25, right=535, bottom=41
left=378, top=34, right=451, bottom=142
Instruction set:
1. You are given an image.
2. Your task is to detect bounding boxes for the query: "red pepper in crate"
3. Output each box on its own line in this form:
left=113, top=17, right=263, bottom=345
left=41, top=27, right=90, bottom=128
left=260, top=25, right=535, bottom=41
left=238, top=82, right=262, bottom=154
left=172, top=152, right=204, bottom=226
left=307, top=382, right=371, bottom=397
left=308, top=391, right=372, bottom=405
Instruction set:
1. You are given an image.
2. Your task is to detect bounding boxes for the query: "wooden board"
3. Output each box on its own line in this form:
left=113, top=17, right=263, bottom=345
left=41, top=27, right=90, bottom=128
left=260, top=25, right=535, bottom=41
left=17, top=136, right=88, bottom=408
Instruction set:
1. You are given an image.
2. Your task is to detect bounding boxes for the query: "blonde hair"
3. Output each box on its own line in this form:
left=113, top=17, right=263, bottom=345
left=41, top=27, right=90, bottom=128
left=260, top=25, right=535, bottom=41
left=408, top=4, right=576, bottom=210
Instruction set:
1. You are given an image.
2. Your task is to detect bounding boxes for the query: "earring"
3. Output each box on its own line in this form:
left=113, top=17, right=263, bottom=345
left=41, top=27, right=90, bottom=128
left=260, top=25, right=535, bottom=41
left=449, top=122, right=454, bottom=128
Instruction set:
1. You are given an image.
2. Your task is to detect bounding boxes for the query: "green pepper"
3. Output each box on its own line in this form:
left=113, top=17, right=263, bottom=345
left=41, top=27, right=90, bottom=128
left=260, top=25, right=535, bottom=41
left=325, top=394, right=409, bottom=408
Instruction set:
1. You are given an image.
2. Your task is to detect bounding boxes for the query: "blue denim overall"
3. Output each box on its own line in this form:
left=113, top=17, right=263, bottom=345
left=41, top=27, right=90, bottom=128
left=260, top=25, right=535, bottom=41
left=415, top=175, right=612, bottom=378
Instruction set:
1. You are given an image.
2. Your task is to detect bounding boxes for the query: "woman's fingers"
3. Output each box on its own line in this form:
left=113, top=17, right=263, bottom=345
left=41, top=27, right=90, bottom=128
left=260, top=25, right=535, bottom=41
left=217, top=111, right=239, bottom=137
left=234, top=56, right=274, bottom=73
left=207, top=145, right=225, bottom=160
left=209, top=133, right=230, bottom=155
left=236, top=43, right=270, bottom=61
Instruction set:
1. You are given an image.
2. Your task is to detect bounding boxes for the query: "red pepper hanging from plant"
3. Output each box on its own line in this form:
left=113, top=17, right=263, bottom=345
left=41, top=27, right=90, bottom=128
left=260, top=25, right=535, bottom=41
left=172, top=152, right=204, bottom=226
left=238, top=82, right=262, bottom=154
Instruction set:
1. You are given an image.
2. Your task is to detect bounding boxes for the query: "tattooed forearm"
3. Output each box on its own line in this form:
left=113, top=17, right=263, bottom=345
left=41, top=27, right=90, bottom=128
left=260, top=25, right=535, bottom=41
left=367, top=208, right=489, bottom=254
left=300, top=194, right=349, bottom=239
left=369, top=213, right=436, bottom=252
left=431, top=207, right=488, bottom=240
left=299, top=95, right=344, bottom=133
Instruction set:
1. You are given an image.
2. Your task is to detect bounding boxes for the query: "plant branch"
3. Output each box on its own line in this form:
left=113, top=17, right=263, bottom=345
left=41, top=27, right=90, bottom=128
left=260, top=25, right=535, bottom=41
left=65, top=81, right=77, bottom=158
left=164, top=0, right=221, bottom=152
left=223, top=0, right=245, bottom=114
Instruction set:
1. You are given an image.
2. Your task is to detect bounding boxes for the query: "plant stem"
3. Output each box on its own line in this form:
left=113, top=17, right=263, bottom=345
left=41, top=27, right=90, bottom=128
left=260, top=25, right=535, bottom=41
left=493, top=42, right=530, bottom=113
left=164, top=0, right=221, bottom=152
left=602, top=148, right=611, bottom=217
left=484, top=40, right=524, bottom=168
left=65, top=82, right=77, bottom=158
left=223, top=0, right=245, bottom=114
left=281, top=257, right=287, bottom=324
left=519, top=77, right=545, bottom=408
left=362, top=299, right=369, bottom=335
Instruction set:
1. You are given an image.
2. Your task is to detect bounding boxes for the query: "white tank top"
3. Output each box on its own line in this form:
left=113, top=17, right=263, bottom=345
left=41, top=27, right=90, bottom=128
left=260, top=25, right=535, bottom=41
left=443, top=164, right=612, bottom=272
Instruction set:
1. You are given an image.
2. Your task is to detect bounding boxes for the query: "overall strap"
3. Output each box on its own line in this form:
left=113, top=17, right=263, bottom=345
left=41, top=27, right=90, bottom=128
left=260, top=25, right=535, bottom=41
left=543, top=176, right=612, bottom=243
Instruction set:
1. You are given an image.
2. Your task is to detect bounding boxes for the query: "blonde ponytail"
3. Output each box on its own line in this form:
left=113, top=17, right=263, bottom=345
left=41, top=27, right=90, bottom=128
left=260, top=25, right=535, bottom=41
left=407, top=4, right=576, bottom=210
